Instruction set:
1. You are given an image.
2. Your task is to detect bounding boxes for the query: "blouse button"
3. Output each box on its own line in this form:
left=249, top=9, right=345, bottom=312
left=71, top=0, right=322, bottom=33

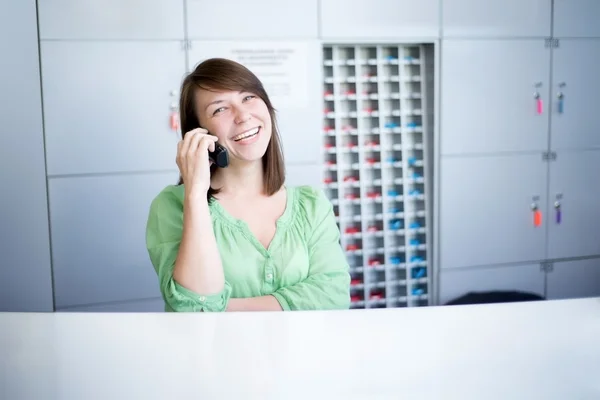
left=266, top=273, right=273, bottom=280
left=199, top=296, right=206, bottom=302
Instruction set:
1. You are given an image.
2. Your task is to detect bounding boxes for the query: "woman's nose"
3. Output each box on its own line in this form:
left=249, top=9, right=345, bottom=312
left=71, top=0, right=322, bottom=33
left=233, top=108, right=251, bottom=124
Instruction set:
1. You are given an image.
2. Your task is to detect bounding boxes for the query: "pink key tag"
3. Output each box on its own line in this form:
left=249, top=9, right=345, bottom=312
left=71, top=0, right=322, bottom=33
left=536, top=98, right=543, bottom=115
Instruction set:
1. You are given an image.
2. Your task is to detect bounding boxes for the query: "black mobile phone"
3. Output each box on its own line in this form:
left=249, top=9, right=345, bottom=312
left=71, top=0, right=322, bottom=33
left=209, top=142, right=229, bottom=168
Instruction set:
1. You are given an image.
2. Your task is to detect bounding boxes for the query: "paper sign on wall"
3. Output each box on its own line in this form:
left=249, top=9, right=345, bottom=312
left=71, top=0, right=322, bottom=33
left=190, top=41, right=309, bottom=109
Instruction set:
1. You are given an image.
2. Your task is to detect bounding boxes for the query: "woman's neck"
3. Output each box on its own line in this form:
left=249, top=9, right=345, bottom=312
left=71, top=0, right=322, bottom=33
left=211, top=160, right=265, bottom=198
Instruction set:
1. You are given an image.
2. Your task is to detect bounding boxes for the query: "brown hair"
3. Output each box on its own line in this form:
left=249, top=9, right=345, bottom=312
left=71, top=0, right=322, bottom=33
left=177, top=58, right=285, bottom=202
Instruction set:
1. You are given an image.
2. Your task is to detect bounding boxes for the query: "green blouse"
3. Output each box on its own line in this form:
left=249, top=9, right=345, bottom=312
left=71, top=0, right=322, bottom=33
left=145, top=184, right=351, bottom=312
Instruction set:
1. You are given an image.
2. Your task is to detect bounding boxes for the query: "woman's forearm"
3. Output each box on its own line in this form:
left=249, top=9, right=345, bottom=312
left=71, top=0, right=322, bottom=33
left=172, top=189, right=225, bottom=296
left=226, top=296, right=283, bottom=311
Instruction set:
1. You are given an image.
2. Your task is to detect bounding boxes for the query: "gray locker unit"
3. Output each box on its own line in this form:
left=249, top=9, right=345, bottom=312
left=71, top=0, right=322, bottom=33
left=438, top=0, right=600, bottom=304
left=0, top=0, right=54, bottom=312
left=321, top=43, right=435, bottom=309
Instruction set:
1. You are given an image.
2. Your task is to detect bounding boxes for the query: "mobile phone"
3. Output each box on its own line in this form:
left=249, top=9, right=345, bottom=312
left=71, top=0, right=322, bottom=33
left=209, top=142, right=229, bottom=168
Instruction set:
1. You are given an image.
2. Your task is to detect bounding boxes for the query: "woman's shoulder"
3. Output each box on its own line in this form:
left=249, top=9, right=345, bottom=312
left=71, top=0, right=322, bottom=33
left=289, top=184, right=334, bottom=222
left=149, top=184, right=186, bottom=212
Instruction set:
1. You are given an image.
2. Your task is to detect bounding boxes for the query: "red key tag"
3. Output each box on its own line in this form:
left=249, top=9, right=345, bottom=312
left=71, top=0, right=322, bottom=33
left=534, top=210, right=542, bottom=227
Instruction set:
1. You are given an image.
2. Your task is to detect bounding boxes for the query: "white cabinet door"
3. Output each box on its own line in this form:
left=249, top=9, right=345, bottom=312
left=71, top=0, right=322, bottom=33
left=186, top=0, right=318, bottom=39
left=41, top=41, right=186, bottom=175
left=439, top=263, right=546, bottom=305
left=547, top=150, right=600, bottom=260
left=553, top=0, right=600, bottom=38
left=187, top=41, right=322, bottom=165
left=320, top=0, right=440, bottom=39
left=441, top=40, right=551, bottom=155
left=38, top=0, right=184, bottom=40
left=49, top=172, right=178, bottom=308
left=546, top=258, right=600, bottom=300
left=442, top=0, right=551, bottom=38
left=549, top=39, right=600, bottom=151
left=440, top=154, right=547, bottom=269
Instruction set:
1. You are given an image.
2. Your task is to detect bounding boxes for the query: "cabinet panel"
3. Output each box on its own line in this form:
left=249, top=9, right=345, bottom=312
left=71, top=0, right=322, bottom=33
left=188, top=41, right=322, bottom=165
left=547, top=150, right=600, bottom=260
left=38, top=0, right=184, bottom=40
left=439, top=263, right=545, bottom=305
left=57, top=297, right=165, bottom=312
left=0, top=0, right=54, bottom=312
left=442, top=0, right=551, bottom=38
left=49, top=172, right=178, bottom=308
left=553, top=0, right=600, bottom=38
left=320, top=0, right=440, bottom=39
left=186, top=0, right=318, bottom=39
left=441, top=40, right=550, bottom=155
left=546, top=258, right=600, bottom=300
left=549, top=39, right=600, bottom=151
left=41, top=41, right=186, bottom=175
left=440, top=154, right=547, bottom=269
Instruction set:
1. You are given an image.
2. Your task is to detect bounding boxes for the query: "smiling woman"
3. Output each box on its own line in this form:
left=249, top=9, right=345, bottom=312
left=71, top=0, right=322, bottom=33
left=145, top=58, right=351, bottom=312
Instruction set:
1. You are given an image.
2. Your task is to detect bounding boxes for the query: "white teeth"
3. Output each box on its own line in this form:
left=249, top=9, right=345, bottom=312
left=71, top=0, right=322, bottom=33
left=233, top=127, right=259, bottom=141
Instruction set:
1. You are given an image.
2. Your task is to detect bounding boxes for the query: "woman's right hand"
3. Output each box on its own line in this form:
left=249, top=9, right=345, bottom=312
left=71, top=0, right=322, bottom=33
left=176, top=128, right=219, bottom=195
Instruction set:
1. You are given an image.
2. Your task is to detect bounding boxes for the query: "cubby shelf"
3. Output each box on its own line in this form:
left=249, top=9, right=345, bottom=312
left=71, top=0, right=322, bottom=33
left=321, top=44, right=433, bottom=310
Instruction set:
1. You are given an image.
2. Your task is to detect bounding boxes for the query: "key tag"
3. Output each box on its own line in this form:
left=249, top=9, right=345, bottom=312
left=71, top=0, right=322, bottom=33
left=169, top=103, right=179, bottom=132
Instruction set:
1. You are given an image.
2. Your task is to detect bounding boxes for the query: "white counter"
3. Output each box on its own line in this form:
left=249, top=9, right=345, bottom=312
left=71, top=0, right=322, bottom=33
left=2, top=297, right=599, bottom=399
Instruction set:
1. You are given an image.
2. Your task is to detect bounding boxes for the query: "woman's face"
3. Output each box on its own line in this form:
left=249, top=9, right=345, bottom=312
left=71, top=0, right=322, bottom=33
left=194, top=88, right=272, bottom=165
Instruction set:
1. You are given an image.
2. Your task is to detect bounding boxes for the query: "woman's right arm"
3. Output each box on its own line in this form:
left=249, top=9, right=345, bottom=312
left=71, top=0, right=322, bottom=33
left=173, top=188, right=226, bottom=298
left=145, top=187, right=232, bottom=312
left=146, top=128, right=232, bottom=312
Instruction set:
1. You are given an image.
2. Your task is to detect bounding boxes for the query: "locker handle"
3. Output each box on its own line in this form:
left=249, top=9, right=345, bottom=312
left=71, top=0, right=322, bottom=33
left=557, top=82, right=566, bottom=114
left=554, top=201, right=562, bottom=224
left=533, top=82, right=543, bottom=115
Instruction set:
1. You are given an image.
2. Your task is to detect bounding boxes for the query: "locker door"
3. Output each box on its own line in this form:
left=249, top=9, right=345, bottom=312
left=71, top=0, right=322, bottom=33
left=546, top=258, right=600, bottom=300
left=41, top=41, right=186, bottom=175
left=49, top=172, right=178, bottom=308
left=442, top=0, right=551, bottom=38
left=549, top=39, right=600, bottom=151
left=38, top=0, right=184, bottom=40
left=553, top=0, right=600, bottom=38
left=440, top=154, right=547, bottom=269
left=320, top=0, right=440, bottom=39
left=439, top=263, right=545, bottom=305
left=186, top=0, right=318, bottom=39
left=547, top=150, right=600, bottom=260
left=440, top=40, right=551, bottom=155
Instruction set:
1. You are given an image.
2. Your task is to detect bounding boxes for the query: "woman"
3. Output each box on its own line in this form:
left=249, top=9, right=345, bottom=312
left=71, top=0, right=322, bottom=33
left=145, top=58, right=351, bottom=312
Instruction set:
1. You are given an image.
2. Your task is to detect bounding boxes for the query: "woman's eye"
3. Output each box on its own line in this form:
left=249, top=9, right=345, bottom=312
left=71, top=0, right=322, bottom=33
left=213, top=107, right=225, bottom=115
left=243, top=95, right=256, bottom=101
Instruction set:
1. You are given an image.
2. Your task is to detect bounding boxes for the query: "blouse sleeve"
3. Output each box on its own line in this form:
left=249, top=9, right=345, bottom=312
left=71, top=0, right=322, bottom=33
left=272, top=188, right=351, bottom=311
left=145, top=187, right=232, bottom=312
